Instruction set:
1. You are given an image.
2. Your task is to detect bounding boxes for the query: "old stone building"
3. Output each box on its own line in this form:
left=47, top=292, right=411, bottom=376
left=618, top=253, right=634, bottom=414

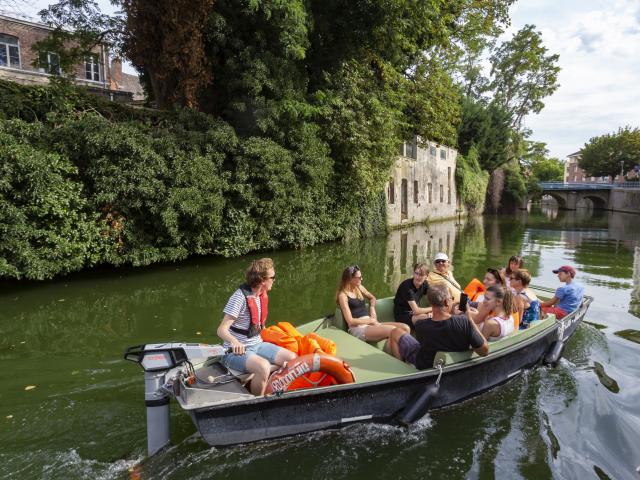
left=0, top=14, right=143, bottom=101
left=386, top=137, right=459, bottom=227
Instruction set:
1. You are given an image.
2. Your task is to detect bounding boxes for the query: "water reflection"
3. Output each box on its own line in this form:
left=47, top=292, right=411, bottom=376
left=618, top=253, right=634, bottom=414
left=385, top=220, right=459, bottom=287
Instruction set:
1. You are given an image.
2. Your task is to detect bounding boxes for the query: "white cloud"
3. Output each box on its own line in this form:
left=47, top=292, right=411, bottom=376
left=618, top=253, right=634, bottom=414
left=508, top=0, right=640, bottom=158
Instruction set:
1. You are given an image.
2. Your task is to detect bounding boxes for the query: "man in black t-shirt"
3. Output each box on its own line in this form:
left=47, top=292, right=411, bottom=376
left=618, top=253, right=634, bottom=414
left=388, top=284, right=488, bottom=369
left=393, top=263, right=432, bottom=329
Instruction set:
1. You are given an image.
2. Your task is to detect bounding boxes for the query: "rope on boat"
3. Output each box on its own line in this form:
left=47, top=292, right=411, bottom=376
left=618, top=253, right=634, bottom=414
left=435, top=361, right=443, bottom=388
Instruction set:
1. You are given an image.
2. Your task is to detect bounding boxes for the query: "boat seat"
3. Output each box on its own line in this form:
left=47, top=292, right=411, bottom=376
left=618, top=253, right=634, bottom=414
left=432, top=315, right=557, bottom=367
left=332, top=305, right=394, bottom=351
left=297, top=325, right=417, bottom=383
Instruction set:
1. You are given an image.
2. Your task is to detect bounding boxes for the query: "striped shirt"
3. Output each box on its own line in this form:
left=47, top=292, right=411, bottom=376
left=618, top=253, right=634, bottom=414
left=222, top=289, right=263, bottom=348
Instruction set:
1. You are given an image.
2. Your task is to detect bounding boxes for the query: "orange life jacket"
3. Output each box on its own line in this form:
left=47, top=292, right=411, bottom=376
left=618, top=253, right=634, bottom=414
left=230, top=283, right=268, bottom=338
left=463, top=278, right=486, bottom=301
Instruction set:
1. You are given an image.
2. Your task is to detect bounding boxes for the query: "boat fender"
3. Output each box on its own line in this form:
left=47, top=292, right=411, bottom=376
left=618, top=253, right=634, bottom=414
left=397, top=383, right=440, bottom=426
left=265, top=353, right=355, bottom=394
left=544, top=340, right=565, bottom=366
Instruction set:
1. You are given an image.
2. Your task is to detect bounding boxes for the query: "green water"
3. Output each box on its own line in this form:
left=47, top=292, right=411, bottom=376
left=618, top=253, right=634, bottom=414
left=1, top=207, right=639, bottom=479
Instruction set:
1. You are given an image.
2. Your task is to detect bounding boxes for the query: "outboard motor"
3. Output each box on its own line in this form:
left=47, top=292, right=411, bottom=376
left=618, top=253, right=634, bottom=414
left=124, top=343, right=226, bottom=456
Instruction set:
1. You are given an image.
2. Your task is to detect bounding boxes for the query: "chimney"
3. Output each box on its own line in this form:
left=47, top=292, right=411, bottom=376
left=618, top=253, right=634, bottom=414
left=110, top=58, right=122, bottom=90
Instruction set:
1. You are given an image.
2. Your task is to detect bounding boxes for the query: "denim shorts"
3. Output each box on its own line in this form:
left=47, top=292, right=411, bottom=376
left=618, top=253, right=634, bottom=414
left=220, top=341, right=283, bottom=373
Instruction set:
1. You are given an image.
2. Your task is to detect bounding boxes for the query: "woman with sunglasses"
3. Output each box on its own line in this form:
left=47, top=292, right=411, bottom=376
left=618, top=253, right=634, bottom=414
left=510, top=269, right=540, bottom=329
left=336, top=265, right=410, bottom=343
left=468, top=267, right=505, bottom=307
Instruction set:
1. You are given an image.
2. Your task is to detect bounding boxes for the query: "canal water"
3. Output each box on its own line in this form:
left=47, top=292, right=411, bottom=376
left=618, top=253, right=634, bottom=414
left=1, top=208, right=639, bottom=480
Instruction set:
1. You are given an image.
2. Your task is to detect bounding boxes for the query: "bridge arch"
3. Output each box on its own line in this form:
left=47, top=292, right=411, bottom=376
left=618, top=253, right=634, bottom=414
left=582, top=194, right=608, bottom=210
left=544, top=193, right=567, bottom=209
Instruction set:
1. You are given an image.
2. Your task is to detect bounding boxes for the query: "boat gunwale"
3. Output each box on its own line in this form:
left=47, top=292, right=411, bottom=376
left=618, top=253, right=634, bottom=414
left=187, top=294, right=591, bottom=413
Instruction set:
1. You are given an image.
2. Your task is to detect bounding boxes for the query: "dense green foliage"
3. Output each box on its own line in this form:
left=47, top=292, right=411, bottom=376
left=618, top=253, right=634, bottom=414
left=0, top=80, right=341, bottom=278
left=579, top=126, right=640, bottom=178
left=455, top=147, right=489, bottom=213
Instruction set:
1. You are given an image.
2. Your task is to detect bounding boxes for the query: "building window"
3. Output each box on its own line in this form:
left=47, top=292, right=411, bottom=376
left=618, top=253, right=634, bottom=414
left=0, top=34, right=20, bottom=68
left=428, top=183, right=432, bottom=203
left=440, top=185, right=444, bottom=202
left=404, top=137, right=417, bottom=159
left=413, top=180, right=419, bottom=203
left=440, top=149, right=447, bottom=160
left=85, top=54, right=100, bottom=81
left=448, top=188, right=451, bottom=204
left=430, top=146, right=437, bottom=157
left=39, top=52, right=61, bottom=75
left=448, top=167, right=451, bottom=187
left=388, top=179, right=395, bottom=204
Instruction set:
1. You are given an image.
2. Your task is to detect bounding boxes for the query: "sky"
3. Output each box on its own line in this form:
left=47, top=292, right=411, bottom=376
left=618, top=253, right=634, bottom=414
left=5, top=0, right=640, bottom=161
left=506, top=0, right=640, bottom=159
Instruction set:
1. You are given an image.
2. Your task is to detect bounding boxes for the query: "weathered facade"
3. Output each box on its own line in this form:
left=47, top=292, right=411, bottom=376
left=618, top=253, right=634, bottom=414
left=386, top=137, right=459, bottom=227
left=0, top=14, right=143, bottom=101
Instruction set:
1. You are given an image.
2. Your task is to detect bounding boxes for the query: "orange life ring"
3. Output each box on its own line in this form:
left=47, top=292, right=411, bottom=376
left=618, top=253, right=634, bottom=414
left=265, top=353, right=355, bottom=394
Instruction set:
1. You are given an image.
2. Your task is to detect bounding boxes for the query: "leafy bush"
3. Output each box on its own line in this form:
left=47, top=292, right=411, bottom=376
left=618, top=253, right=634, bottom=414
left=455, top=146, right=489, bottom=213
left=0, top=120, right=105, bottom=279
left=0, top=81, right=391, bottom=279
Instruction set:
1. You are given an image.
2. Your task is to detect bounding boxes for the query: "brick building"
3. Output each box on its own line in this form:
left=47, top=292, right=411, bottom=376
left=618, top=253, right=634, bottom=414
left=564, top=151, right=627, bottom=183
left=0, top=14, right=143, bottom=101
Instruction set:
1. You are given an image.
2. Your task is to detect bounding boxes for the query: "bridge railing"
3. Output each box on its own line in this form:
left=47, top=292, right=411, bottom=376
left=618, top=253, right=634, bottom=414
left=539, top=182, right=640, bottom=190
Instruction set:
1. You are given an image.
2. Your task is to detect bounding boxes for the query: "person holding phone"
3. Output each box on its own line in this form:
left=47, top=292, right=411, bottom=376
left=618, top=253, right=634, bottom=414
left=388, top=284, right=488, bottom=369
left=337, top=265, right=410, bottom=343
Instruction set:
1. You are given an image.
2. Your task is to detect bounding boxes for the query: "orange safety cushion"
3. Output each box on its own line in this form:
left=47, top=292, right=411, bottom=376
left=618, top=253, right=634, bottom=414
left=260, top=327, right=299, bottom=354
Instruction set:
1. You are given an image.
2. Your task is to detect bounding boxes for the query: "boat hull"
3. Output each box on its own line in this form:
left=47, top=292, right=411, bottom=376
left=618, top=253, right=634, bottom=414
left=190, top=315, right=573, bottom=446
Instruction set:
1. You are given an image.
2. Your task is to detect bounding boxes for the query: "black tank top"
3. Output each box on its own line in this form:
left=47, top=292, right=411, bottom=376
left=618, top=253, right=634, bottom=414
left=347, top=296, right=368, bottom=318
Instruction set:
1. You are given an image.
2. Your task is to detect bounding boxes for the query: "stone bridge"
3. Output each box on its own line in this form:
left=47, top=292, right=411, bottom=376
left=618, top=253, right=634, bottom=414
left=532, top=182, right=640, bottom=213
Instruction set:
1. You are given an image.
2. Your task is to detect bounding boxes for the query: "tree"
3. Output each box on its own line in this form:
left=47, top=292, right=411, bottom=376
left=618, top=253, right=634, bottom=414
left=457, top=96, right=512, bottom=171
left=489, top=24, right=560, bottom=130
left=579, top=126, right=640, bottom=178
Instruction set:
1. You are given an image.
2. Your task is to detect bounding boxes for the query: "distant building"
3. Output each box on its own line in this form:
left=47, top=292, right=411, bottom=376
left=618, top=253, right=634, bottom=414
left=0, top=14, right=143, bottom=102
left=564, top=151, right=626, bottom=183
left=386, top=137, right=458, bottom=227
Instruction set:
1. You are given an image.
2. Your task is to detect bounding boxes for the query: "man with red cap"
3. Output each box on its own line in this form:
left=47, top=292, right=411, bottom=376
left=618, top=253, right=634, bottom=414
left=540, top=265, right=584, bottom=319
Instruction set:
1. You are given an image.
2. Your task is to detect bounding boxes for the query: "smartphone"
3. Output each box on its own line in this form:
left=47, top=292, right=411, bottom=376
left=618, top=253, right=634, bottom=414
left=459, top=292, right=469, bottom=313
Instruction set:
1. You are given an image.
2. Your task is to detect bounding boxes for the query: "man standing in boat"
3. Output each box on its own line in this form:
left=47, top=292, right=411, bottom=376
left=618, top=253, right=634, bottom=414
left=388, top=284, right=488, bottom=369
left=427, top=253, right=462, bottom=303
left=393, top=262, right=432, bottom=330
left=217, top=258, right=296, bottom=395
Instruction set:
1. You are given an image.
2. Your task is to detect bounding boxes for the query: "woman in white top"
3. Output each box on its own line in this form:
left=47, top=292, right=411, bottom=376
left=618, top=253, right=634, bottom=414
left=480, top=285, right=515, bottom=340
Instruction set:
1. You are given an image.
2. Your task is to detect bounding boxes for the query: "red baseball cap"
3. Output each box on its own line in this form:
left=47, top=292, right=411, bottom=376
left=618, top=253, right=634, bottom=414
left=552, top=265, right=576, bottom=278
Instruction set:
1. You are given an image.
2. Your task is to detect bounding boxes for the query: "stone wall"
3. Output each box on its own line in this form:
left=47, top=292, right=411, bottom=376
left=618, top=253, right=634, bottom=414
left=386, top=137, right=458, bottom=228
left=610, top=189, right=640, bottom=214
